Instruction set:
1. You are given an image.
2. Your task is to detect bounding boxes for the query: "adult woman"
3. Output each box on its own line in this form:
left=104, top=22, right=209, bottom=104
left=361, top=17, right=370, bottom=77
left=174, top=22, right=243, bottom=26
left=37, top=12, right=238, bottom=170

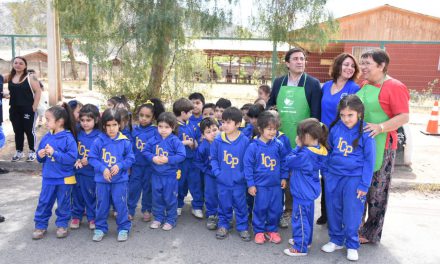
left=2, top=56, right=42, bottom=162
left=318, top=53, right=360, bottom=225
left=357, top=49, right=409, bottom=243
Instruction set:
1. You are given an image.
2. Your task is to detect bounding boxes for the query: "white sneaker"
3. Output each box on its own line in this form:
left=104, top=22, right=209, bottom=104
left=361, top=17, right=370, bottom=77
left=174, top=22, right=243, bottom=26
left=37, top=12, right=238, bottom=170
left=27, top=151, right=37, bottom=162
left=149, top=220, right=161, bottom=229
left=321, top=242, right=344, bottom=253
left=177, top=208, right=182, bottom=216
left=347, top=249, right=359, bottom=261
left=11, top=151, right=24, bottom=162
left=192, top=209, right=203, bottom=219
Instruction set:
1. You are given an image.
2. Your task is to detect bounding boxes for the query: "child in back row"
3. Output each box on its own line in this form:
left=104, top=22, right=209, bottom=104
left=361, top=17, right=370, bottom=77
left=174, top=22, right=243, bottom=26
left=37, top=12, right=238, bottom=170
left=88, top=109, right=135, bottom=242
left=210, top=107, right=251, bottom=241
left=142, top=112, right=186, bottom=231
left=128, top=99, right=165, bottom=222
left=214, top=98, right=231, bottom=127
left=33, top=103, right=78, bottom=240
left=202, top=103, right=216, bottom=119
left=188, top=92, right=205, bottom=142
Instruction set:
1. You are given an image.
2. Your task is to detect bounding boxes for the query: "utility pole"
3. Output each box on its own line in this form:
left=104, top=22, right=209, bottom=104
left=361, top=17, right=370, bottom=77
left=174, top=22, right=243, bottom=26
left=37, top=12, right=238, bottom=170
left=47, top=0, right=62, bottom=105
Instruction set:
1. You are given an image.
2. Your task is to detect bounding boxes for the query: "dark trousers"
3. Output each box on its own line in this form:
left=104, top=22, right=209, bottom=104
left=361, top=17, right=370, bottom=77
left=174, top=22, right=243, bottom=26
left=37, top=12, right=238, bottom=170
left=9, top=105, right=37, bottom=152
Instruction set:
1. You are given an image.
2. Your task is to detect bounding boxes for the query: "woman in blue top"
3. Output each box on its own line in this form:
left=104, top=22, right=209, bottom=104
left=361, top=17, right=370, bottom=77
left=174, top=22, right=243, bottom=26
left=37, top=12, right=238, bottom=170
left=318, top=53, right=360, bottom=225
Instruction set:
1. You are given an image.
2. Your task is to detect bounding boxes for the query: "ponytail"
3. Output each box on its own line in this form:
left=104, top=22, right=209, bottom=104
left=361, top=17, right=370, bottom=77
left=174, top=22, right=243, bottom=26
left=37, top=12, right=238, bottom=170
left=61, top=102, right=77, bottom=139
left=319, top=122, right=330, bottom=150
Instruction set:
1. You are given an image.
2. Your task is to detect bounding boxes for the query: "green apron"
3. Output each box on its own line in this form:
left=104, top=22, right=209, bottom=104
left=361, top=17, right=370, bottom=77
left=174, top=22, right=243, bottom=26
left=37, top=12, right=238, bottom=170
left=276, top=74, right=311, bottom=148
left=356, top=78, right=389, bottom=172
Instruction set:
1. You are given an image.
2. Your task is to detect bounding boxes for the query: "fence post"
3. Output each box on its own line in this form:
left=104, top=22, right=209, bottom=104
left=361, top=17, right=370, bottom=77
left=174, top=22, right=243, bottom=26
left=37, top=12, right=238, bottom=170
left=11, top=36, right=16, bottom=59
left=88, top=54, right=93, bottom=91
left=271, top=41, right=278, bottom=84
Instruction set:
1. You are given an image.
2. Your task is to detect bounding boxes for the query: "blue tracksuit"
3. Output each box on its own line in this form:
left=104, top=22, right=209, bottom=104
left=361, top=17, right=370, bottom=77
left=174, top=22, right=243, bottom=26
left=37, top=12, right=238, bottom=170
left=325, top=120, right=375, bottom=249
left=194, top=139, right=217, bottom=218
left=75, top=128, right=101, bottom=222
left=189, top=115, right=203, bottom=142
left=128, top=124, right=158, bottom=217
left=177, top=120, right=203, bottom=210
left=243, top=137, right=289, bottom=234
left=34, top=130, right=77, bottom=229
left=285, top=144, right=328, bottom=253
left=71, top=123, right=86, bottom=220
left=210, top=131, right=250, bottom=231
left=241, top=123, right=254, bottom=139
left=88, top=132, right=135, bottom=233
left=143, top=133, right=186, bottom=226
left=276, top=131, right=292, bottom=208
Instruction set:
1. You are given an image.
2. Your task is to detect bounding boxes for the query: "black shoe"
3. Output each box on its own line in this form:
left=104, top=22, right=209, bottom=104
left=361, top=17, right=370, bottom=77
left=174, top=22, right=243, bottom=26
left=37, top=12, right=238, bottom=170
left=0, top=168, right=9, bottom=174
left=316, top=215, right=327, bottom=225
left=0, top=215, right=5, bottom=223
left=239, top=230, right=251, bottom=242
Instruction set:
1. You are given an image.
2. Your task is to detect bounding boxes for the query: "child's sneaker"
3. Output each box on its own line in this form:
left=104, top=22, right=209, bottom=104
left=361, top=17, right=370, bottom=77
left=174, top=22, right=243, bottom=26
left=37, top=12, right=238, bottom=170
left=206, top=215, right=218, bottom=230
left=216, top=227, right=228, bottom=239
left=283, top=248, right=307, bottom=257
left=11, top=151, right=24, bottom=162
left=162, top=223, right=173, bottom=231
left=88, top=220, right=96, bottom=230
left=26, top=151, right=37, bottom=162
left=265, top=232, right=282, bottom=244
left=150, top=220, right=161, bottom=229
left=279, top=212, right=291, bottom=228
left=93, top=230, right=105, bottom=242
left=316, top=215, right=327, bottom=225
left=70, top=218, right=80, bottom=229
left=117, top=230, right=129, bottom=242
left=142, top=211, right=152, bottom=222
left=56, top=227, right=68, bottom=238
left=239, top=230, right=251, bottom=242
left=192, top=209, right=204, bottom=219
left=32, top=229, right=46, bottom=240
left=177, top=208, right=182, bottom=216
left=347, top=249, right=359, bottom=261
left=254, top=233, right=266, bottom=244
left=321, top=242, right=344, bottom=253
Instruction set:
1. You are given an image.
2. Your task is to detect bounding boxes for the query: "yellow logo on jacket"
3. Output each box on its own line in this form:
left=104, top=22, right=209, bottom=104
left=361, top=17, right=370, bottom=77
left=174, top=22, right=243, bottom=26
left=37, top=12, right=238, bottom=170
left=102, top=148, right=116, bottom=167
left=261, top=153, right=276, bottom=171
left=337, top=137, right=353, bottom=156
left=136, top=137, right=145, bottom=151
left=155, top=145, right=169, bottom=157
left=223, top=150, right=239, bottom=168
left=182, top=133, right=192, bottom=141
left=78, top=141, right=90, bottom=157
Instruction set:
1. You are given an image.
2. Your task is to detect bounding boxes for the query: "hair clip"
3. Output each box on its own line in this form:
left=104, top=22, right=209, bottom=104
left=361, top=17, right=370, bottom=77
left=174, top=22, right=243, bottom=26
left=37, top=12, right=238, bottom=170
left=144, top=100, right=154, bottom=106
left=319, top=122, right=324, bottom=127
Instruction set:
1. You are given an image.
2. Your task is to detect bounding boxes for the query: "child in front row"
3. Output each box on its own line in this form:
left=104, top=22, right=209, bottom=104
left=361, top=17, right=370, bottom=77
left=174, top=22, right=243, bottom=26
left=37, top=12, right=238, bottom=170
left=283, top=118, right=328, bottom=256
left=33, top=103, right=78, bottom=240
left=142, top=112, right=186, bottom=231
left=88, top=109, right=135, bottom=242
left=210, top=107, right=251, bottom=241
left=74, top=104, right=102, bottom=230
left=194, top=117, right=220, bottom=230
left=321, top=95, right=375, bottom=262
left=243, top=111, right=289, bottom=245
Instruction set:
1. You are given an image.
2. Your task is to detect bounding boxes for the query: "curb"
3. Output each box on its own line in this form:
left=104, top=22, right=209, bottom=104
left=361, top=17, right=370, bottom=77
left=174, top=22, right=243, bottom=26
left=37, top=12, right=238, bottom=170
left=0, top=160, right=41, bottom=172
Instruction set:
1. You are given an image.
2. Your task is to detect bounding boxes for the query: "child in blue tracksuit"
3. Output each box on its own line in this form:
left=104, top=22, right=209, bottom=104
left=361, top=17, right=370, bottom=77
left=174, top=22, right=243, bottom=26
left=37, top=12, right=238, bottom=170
left=321, top=95, right=375, bottom=262
left=128, top=99, right=164, bottom=222
left=283, top=118, right=328, bottom=256
left=210, top=107, right=251, bottom=241
left=173, top=98, right=204, bottom=218
left=88, top=109, right=135, bottom=242
left=73, top=104, right=101, bottom=230
left=194, top=117, right=220, bottom=230
left=33, top=103, right=78, bottom=240
left=244, top=111, right=289, bottom=245
left=142, top=112, right=186, bottom=231
left=188, top=92, right=205, bottom=142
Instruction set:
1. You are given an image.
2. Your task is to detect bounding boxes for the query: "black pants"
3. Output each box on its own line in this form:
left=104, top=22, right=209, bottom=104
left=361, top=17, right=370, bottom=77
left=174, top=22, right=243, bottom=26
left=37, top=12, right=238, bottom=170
left=9, top=105, right=37, bottom=152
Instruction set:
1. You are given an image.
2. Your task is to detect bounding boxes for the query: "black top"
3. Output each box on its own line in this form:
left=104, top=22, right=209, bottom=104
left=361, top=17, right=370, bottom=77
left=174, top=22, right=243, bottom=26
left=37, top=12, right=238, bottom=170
left=267, top=73, right=322, bottom=120
left=8, top=76, right=34, bottom=107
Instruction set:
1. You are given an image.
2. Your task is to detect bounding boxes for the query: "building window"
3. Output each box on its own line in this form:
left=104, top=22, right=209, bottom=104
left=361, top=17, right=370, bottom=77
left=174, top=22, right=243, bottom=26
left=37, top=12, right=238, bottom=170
left=352, top=46, right=378, bottom=62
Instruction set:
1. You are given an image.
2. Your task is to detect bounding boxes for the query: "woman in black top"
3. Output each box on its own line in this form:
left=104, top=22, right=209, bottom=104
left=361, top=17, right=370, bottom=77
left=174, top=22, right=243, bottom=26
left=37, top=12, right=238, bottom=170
left=2, top=56, right=42, bottom=162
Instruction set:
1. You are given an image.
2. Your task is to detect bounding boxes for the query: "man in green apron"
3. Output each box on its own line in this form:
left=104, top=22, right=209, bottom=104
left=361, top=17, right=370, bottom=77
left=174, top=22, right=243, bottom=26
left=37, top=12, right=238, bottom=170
left=267, top=48, right=322, bottom=228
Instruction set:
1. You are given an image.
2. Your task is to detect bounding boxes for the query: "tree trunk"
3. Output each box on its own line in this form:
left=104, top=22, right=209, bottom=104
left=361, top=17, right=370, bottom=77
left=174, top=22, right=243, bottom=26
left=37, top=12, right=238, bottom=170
left=64, top=38, right=79, bottom=80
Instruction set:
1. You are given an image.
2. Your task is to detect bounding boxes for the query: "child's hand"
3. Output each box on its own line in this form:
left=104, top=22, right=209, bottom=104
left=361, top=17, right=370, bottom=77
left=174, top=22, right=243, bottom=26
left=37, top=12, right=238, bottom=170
left=110, top=165, right=120, bottom=176
left=45, top=144, right=54, bottom=156
left=37, top=149, right=46, bottom=158
left=357, top=190, right=367, bottom=199
left=182, top=139, right=194, bottom=148
left=248, top=186, right=257, bottom=196
left=103, top=168, right=112, bottom=182
left=80, top=157, right=88, bottom=166
left=159, top=156, right=168, bottom=164
left=74, top=159, right=83, bottom=169
left=281, top=179, right=287, bottom=189
left=295, top=136, right=302, bottom=147
left=152, top=156, right=163, bottom=165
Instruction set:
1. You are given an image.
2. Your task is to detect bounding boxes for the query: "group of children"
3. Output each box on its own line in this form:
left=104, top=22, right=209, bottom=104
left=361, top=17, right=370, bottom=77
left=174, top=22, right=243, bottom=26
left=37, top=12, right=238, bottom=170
left=32, top=87, right=375, bottom=261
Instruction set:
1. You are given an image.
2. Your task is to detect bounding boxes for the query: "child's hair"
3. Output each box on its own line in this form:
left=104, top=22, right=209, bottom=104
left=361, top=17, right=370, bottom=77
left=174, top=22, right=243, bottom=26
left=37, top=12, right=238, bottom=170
left=101, top=108, right=122, bottom=132
left=189, top=92, right=205, bottom=105
left=215, top=98, right=232, bottom=109
left=136, top=98, right=165, bottom=121
left=200, top=117, right=219, bottom=134
left=157, top=112, right=178, bottom=135
left=240, top=103, right=253, bottom=111
left=173, top=98, right=194, bottom=117
left=67, top=100, right=83, bottom=111
left=329, top=94, right=365, bottom=149
left=247, top=104, right=265, bottom=118
left=203, top=103, right=215, bottom=112
left=297, top=118, right=329, bottom=149
left=110, top=95, right=130, bottom=110
left=257, top=111, right=280, bottom=131
left=222, top=107, right=242, bottom=124
left=258, top=84, right=271, bottom=95
left=79, top=104, right=101, bottom=130
left=47, top=102, right=77, bottom=138
left=254, top=98, right=266, bottom=108
left=117, top=108, right=132, bottom=132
